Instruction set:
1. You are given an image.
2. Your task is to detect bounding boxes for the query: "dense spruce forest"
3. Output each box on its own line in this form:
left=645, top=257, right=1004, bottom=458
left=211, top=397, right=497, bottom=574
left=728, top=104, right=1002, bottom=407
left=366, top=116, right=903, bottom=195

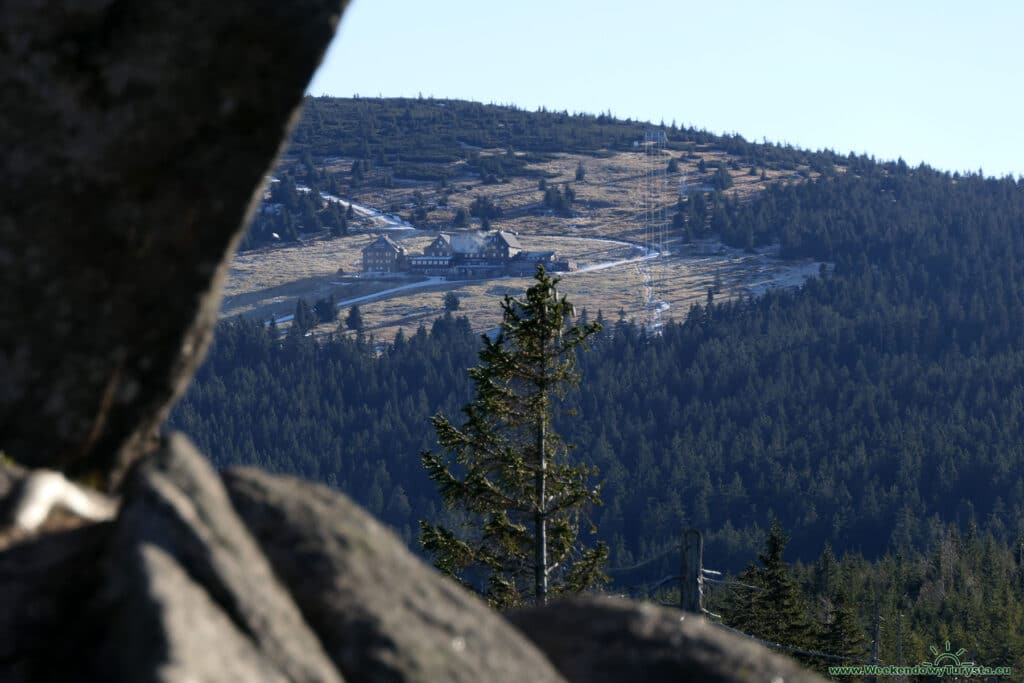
left=177, top=156, right=1024, bottom=564
left=707, top=521, right=1024, bottom=674
left=171, top=98, right=1024, bottom=666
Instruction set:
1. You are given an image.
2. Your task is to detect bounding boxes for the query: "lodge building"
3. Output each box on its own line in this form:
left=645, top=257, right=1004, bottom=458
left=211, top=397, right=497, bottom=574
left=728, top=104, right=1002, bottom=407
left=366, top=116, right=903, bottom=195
left=360, top=235, right=407, bottom=273
left=361, top=230, right=575, bottom=278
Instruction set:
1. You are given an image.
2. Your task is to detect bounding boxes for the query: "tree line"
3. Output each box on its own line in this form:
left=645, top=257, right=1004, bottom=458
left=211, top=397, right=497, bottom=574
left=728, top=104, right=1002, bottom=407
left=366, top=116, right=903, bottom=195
left=170, top=128, right=1024, bottom=668
left=703, top=520, right=1024, bottom=677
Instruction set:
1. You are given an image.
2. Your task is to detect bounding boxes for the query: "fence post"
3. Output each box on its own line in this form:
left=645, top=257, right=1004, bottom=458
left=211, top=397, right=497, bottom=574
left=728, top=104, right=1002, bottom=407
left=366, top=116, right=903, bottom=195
left=896, top=611, right=903, bottom=683
left=870, top=601, right=880, bottom=683
left=681, top=528, right=703, bottom=614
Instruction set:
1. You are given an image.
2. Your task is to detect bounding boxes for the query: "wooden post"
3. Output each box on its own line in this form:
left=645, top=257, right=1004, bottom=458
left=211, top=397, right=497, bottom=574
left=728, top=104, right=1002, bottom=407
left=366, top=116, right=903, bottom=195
left=1018, top=542, right=1024, bottom=594
left=896, top=611, right=903, bottom=683
left=534, top=402, right=547, bottom=607
left=681, top=528, right=703, bottom=614
left=870, top=602, right=880, bottom=683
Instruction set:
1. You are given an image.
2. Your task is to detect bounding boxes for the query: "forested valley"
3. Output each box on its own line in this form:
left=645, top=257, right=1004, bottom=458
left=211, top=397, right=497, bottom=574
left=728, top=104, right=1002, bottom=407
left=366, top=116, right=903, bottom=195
left=171, top=101, right=1024, bottom=671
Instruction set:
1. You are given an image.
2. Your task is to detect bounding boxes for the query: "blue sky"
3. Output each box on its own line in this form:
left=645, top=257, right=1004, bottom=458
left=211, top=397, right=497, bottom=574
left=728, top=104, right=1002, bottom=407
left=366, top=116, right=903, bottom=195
left=308, top=0, right=1023, bottom=178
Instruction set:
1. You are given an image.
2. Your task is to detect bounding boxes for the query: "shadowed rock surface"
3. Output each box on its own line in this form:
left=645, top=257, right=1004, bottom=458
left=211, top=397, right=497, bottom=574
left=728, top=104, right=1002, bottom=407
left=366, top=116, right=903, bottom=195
left=107, top=542, right=298, bottom=683
left=97, top=433, right=342, bottom=682
left=0, top=461, right=24, bottom=535
left=0, top=523, right=111, bottom=682
left=508, top=595, right=828, bottom=683
left=0, top=450, right=828, bottom=683
left=224, top=467, right=566, bottom=683
left=0, top=0, right=345, bottom=486
left=1, top=439, right=346, bottom=682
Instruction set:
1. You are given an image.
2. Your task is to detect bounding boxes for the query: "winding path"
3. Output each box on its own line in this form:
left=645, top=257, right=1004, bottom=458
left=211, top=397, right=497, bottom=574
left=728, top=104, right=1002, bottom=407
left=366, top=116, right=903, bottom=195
left=268, top=185, right=822, bottom=330
left=270, top=235, right=660, bottom=326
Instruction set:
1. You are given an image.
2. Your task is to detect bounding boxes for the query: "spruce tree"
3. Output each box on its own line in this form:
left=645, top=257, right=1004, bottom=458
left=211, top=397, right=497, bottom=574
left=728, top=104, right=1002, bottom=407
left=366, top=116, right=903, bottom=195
left=813, top=543, right=839, bottom=597
left=313, top=295, right=338, bottom=324
left=292, top=298, right=315, bottom=335
left=819, top=582, right=867, bottom=661
left=756, top=520, right=817, bottom=648
left=421, top=266, right=607, bottom=608
left=345, top=304, right=363, bottom=333
left=722, top=562, right=768, bottom=635
left=724, top=521, right=817, bottom=653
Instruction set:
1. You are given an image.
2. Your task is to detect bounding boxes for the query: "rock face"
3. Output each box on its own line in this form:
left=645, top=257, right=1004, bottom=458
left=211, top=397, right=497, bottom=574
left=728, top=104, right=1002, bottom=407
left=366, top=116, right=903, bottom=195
left=0, top=433, right=565, bottom=683
left=0, top=523, right=111, bottom=681
left=1, top=440, right=827, bottom=683
left=0, top=0, right=345, bottom=485
left=96, top=433, right=343, bottom=682
left=224, top=467, right=566, bottom=683
left=0, top=435, right=345, bottom=682
left=509, top=596, right=828, bottom=683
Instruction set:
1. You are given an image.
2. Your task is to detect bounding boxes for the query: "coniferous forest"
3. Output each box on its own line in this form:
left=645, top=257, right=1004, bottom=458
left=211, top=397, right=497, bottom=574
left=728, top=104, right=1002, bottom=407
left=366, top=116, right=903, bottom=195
left=170, top=98, right=1024, bottom=672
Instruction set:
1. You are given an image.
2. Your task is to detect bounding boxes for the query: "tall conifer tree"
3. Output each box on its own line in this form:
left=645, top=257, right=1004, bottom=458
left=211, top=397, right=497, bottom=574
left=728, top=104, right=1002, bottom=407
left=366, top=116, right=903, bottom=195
left=756, top=520, right=817, bottom=647
left=421, top=266, right=607, bottom=608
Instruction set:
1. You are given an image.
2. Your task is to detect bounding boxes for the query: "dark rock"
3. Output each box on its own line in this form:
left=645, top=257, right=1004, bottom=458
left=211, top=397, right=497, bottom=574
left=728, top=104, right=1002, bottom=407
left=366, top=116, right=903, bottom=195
left=0, top=460, right=23, bottom=499
left=0, top=523, right=111, bottom=683
left=0, top=442, right=829, bottom=683
left=508, top=595, right=828, bottom=683
left=97, top=432, right=343, bottom=682
left=223, top=467, right=566, bottom=683
left=0, top=461, right=26, bottom=532
left=0, top=0, right=346, bottom=486
left=101, top=543, right=296, bottom=683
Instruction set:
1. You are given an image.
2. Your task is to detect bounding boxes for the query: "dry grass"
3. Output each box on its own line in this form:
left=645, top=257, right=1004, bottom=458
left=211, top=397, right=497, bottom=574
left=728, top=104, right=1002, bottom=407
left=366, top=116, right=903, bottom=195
left=333, top=243, right=824, bottom=344
left=352, top=148, right=815, bottom=254
left=225, top=147, right=823, bottom=336
left=222, top=234, right=422, bottom=321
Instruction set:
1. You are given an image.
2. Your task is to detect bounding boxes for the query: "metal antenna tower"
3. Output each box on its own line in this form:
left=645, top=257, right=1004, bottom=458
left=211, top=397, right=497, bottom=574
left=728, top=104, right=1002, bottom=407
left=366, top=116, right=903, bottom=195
left=642, top=129, right=669, bottom=328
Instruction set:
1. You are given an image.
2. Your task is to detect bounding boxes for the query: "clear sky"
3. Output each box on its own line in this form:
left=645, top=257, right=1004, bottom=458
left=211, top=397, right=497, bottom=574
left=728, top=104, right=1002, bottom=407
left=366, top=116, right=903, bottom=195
left=308, top=0, right=1023, bottom=178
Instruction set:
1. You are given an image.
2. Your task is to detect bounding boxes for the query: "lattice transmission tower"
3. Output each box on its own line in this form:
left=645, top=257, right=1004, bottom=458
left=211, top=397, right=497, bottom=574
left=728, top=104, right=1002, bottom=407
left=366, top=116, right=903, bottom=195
left=642, top=129, right=670, bottom=328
